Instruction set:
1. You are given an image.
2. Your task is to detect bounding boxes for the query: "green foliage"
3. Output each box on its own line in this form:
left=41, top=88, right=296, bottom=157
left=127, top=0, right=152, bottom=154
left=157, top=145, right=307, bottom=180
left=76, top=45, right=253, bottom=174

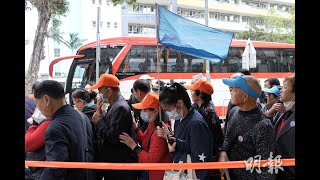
left=47, top=16, right=64, bottom=43
left=111, top=0, right=136, bottom=5
left=52, top=0, right=69, bottom=17
left=235, top=7, right=295, bottom=44
left=60, top=33, right=86, bottom=53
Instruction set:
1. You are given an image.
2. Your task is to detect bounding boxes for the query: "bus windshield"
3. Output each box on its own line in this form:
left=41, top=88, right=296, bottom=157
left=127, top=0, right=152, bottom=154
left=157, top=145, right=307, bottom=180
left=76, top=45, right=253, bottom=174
left=66, top=45, right=124, bottom=92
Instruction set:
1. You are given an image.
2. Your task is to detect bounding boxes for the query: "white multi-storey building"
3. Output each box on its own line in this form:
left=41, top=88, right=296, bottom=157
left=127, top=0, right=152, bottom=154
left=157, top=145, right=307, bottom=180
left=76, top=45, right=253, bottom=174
left=25, top=0, right=294, bottom=77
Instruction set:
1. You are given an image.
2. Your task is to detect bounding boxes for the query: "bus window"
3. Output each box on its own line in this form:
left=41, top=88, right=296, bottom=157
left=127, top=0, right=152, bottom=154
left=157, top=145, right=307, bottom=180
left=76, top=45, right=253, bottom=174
left=117, top=45, right=163, bottom=74
left=167, top=48, right=206, bottom=73
left=90, top=45, right=123, bottom=80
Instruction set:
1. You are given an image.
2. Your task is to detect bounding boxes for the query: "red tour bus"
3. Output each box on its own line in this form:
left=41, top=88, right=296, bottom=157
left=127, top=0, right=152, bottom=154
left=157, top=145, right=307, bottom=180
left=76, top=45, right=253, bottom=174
left=49, top=36, right=295, bottom=118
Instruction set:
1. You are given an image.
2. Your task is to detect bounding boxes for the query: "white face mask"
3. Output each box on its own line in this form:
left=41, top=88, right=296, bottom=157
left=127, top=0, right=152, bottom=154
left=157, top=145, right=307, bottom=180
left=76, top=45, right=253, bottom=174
left=166, top=109, right=182, bottom=120
left=140, top=111, right=149, bottom=123
left=140, top=111, right=156, bottom=123
left=28, top=107, right=50, bottom=124
left=283, top=96, right=295, bottom=111
left=99, top=89, right=109, bottom=103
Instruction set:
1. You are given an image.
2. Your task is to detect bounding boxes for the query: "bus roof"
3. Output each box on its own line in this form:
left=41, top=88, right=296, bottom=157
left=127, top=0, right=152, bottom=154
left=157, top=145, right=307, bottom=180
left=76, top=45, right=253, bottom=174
left=77, top=36, right=295, bottom=52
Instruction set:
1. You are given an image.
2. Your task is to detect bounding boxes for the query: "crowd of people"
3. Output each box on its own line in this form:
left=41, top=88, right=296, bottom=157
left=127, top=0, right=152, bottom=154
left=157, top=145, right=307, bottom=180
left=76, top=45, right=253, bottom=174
left=25, top=71, right=295, bottom=180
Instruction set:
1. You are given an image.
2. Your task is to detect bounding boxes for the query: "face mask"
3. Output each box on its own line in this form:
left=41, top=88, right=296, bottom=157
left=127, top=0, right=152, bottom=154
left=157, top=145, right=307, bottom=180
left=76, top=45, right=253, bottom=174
left=140, top=111, right=149, bottom=123
left=99, top=89, right=110, bottom=103
left=167, top=109, right=182, bottom=120
left=28, top=107, right=50, bottom=124
left=283, top=95, right=295, bottom=111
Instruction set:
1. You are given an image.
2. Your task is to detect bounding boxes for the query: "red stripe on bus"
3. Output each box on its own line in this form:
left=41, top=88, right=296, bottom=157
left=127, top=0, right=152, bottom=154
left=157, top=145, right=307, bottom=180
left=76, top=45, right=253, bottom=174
left=112, top=45, right=132, bottom=74
left=49, top=55, right=85, bottom=77
left=119, top=72, right=294, bottom=81
left=77, top=37, right=294, bottom=52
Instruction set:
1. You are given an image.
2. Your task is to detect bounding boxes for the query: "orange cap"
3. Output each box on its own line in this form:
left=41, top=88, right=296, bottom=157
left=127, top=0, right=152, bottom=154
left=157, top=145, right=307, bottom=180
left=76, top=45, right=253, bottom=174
left=184, top=78, right=214, bottom=95
left=132, top=93, right=159, bottom=110
left=89, top=74, right=120, bottom=90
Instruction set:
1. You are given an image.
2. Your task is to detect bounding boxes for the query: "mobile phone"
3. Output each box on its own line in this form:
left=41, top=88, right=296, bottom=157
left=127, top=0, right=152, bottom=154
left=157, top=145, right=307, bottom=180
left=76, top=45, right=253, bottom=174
left=158, top=120, right=163, bottom=128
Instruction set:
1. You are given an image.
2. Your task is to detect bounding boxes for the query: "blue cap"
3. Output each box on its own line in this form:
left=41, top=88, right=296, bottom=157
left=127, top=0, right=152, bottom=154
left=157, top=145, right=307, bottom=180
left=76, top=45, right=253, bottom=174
left=222, top=75, right=260, bottom=98
left=262, top=86, right=280, bottom=97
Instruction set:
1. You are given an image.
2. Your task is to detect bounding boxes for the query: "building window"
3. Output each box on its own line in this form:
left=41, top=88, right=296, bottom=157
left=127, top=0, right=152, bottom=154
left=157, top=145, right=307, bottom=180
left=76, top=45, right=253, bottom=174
left=92, top=21, right=96, bottom=27
left=242, top=16, right=250, bottom=23
left=54, top=48, right=60, bottom=57
left=114, top=22, right=118, bottom=28
left=178, top=8, right=204, bottom=19
left=92, top=0, right=95, bottom=4
left=107, top=22, right=110, bottom=28
left=100, top=21, right=103, bottom=27
left=99, top=0, right=102, bottom=5
left=129, top=4, right=157, bottom=13
left=106, top=0, right=110, bottom=5
left=128, top=24, right=140, bottom=34
left=128, top=24, right=155, bottom=35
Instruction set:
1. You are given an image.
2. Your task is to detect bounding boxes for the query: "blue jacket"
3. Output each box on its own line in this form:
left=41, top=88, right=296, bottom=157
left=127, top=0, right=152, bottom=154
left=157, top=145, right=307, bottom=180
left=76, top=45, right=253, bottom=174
left=25, top=96, right=36, bottom=132
left=173, top=109, right=213, bottom=180
left=40, top=105, right=95, bottom=180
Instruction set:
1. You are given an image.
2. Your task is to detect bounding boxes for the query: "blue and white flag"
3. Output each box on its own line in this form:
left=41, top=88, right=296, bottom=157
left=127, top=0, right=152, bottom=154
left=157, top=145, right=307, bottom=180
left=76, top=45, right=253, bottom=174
left=156, top=5, right=234, bottom=62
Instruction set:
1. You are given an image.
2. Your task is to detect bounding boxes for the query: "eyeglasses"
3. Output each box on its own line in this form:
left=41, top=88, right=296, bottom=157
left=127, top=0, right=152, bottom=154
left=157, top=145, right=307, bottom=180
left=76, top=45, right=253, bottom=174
left=72, top=99, right=82, bottom=105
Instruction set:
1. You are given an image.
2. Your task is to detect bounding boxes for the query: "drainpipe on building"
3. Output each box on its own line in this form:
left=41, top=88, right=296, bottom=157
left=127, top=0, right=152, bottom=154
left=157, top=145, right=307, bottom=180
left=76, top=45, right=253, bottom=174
left=171, top=0, right=177, bottom=14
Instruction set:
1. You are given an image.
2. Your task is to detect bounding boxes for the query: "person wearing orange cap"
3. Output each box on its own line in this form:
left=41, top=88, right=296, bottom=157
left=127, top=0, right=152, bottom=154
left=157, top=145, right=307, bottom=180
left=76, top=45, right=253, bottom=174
left=90, top=74, right=139, bottom=180
left=185, top=78, right=224, bottom=179
left=119, top=93, right=172, bottom=180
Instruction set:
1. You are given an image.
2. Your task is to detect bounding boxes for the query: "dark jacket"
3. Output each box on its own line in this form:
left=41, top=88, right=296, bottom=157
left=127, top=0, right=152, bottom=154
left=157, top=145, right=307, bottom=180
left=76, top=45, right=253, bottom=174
left=25, top=96, right=36, bottom=132
left=197, top=101, right=223, bottom=156
left=82, top=103, right=97, bottom=120
left=95, top=95, right=138, bottom=179
left=222, top=106, right=276, bottom=180
left=40, top=105, right=95, bottom=180
left=173, top=109, right=212, bottom=180
left=273, top=111, right=295, bottom=180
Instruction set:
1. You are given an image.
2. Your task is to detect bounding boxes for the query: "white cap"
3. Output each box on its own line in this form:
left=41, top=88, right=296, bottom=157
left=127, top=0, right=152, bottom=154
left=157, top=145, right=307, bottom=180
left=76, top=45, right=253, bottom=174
left=139, top=74, right=154, bottom=80
left=192, top=73, right=204, bottom=82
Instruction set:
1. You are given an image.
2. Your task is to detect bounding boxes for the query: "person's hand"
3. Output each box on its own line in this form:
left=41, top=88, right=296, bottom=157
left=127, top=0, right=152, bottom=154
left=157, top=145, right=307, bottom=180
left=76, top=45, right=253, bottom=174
left=96, top=98, right=103, bottom=114
left=168, top=142, right=176, bottom=153
left=267, top=102, right=286, bottom=117
left=131, top=111, right=138, bottom=130
left=119, top=132, right=137, bottom=150
left=156, top=122, right=170, bottom=139
left=218, top=151, right=229, bottom=174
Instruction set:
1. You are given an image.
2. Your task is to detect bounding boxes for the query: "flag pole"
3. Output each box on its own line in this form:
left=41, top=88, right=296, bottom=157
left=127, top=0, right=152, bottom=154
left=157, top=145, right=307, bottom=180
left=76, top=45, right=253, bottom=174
left=155, top=4, right=162, bottom=126
left=204, top=0, right=211, bottom=82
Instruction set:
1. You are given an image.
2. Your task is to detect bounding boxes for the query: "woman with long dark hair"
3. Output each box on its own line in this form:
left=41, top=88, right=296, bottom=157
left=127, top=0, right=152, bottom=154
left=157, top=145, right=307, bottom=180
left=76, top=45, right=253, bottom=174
left=157, top=82, right=213, bottom=180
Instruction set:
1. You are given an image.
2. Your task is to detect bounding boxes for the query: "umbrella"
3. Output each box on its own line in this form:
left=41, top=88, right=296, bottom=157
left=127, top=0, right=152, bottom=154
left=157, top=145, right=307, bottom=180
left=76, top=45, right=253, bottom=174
left=242, top=38, right=257, bottom=70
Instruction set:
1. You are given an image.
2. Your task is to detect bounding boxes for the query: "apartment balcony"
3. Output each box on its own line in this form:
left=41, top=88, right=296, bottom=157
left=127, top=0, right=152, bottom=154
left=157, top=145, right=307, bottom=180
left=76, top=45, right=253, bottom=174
left=126, top=13, right=155, bottom=25
left=178, top=0, right=292, bottom=20
left=188, top=17, right=248, bottom=32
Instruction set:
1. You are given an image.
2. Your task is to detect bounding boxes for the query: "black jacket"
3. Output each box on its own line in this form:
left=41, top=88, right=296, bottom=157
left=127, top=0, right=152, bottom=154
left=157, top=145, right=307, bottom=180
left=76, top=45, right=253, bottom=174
left=82, top=103, right=97, bottom=120
left=95, top=95, right=137, bottom=163
left=273, top=111, right=295, bottom=180
left=40, top=105, right=95, bottom=180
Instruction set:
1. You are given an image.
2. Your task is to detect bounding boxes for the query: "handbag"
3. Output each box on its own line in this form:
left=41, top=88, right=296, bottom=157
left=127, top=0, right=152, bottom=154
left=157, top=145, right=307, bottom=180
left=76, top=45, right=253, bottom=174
left=163, top=154, right=199, bottom=180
